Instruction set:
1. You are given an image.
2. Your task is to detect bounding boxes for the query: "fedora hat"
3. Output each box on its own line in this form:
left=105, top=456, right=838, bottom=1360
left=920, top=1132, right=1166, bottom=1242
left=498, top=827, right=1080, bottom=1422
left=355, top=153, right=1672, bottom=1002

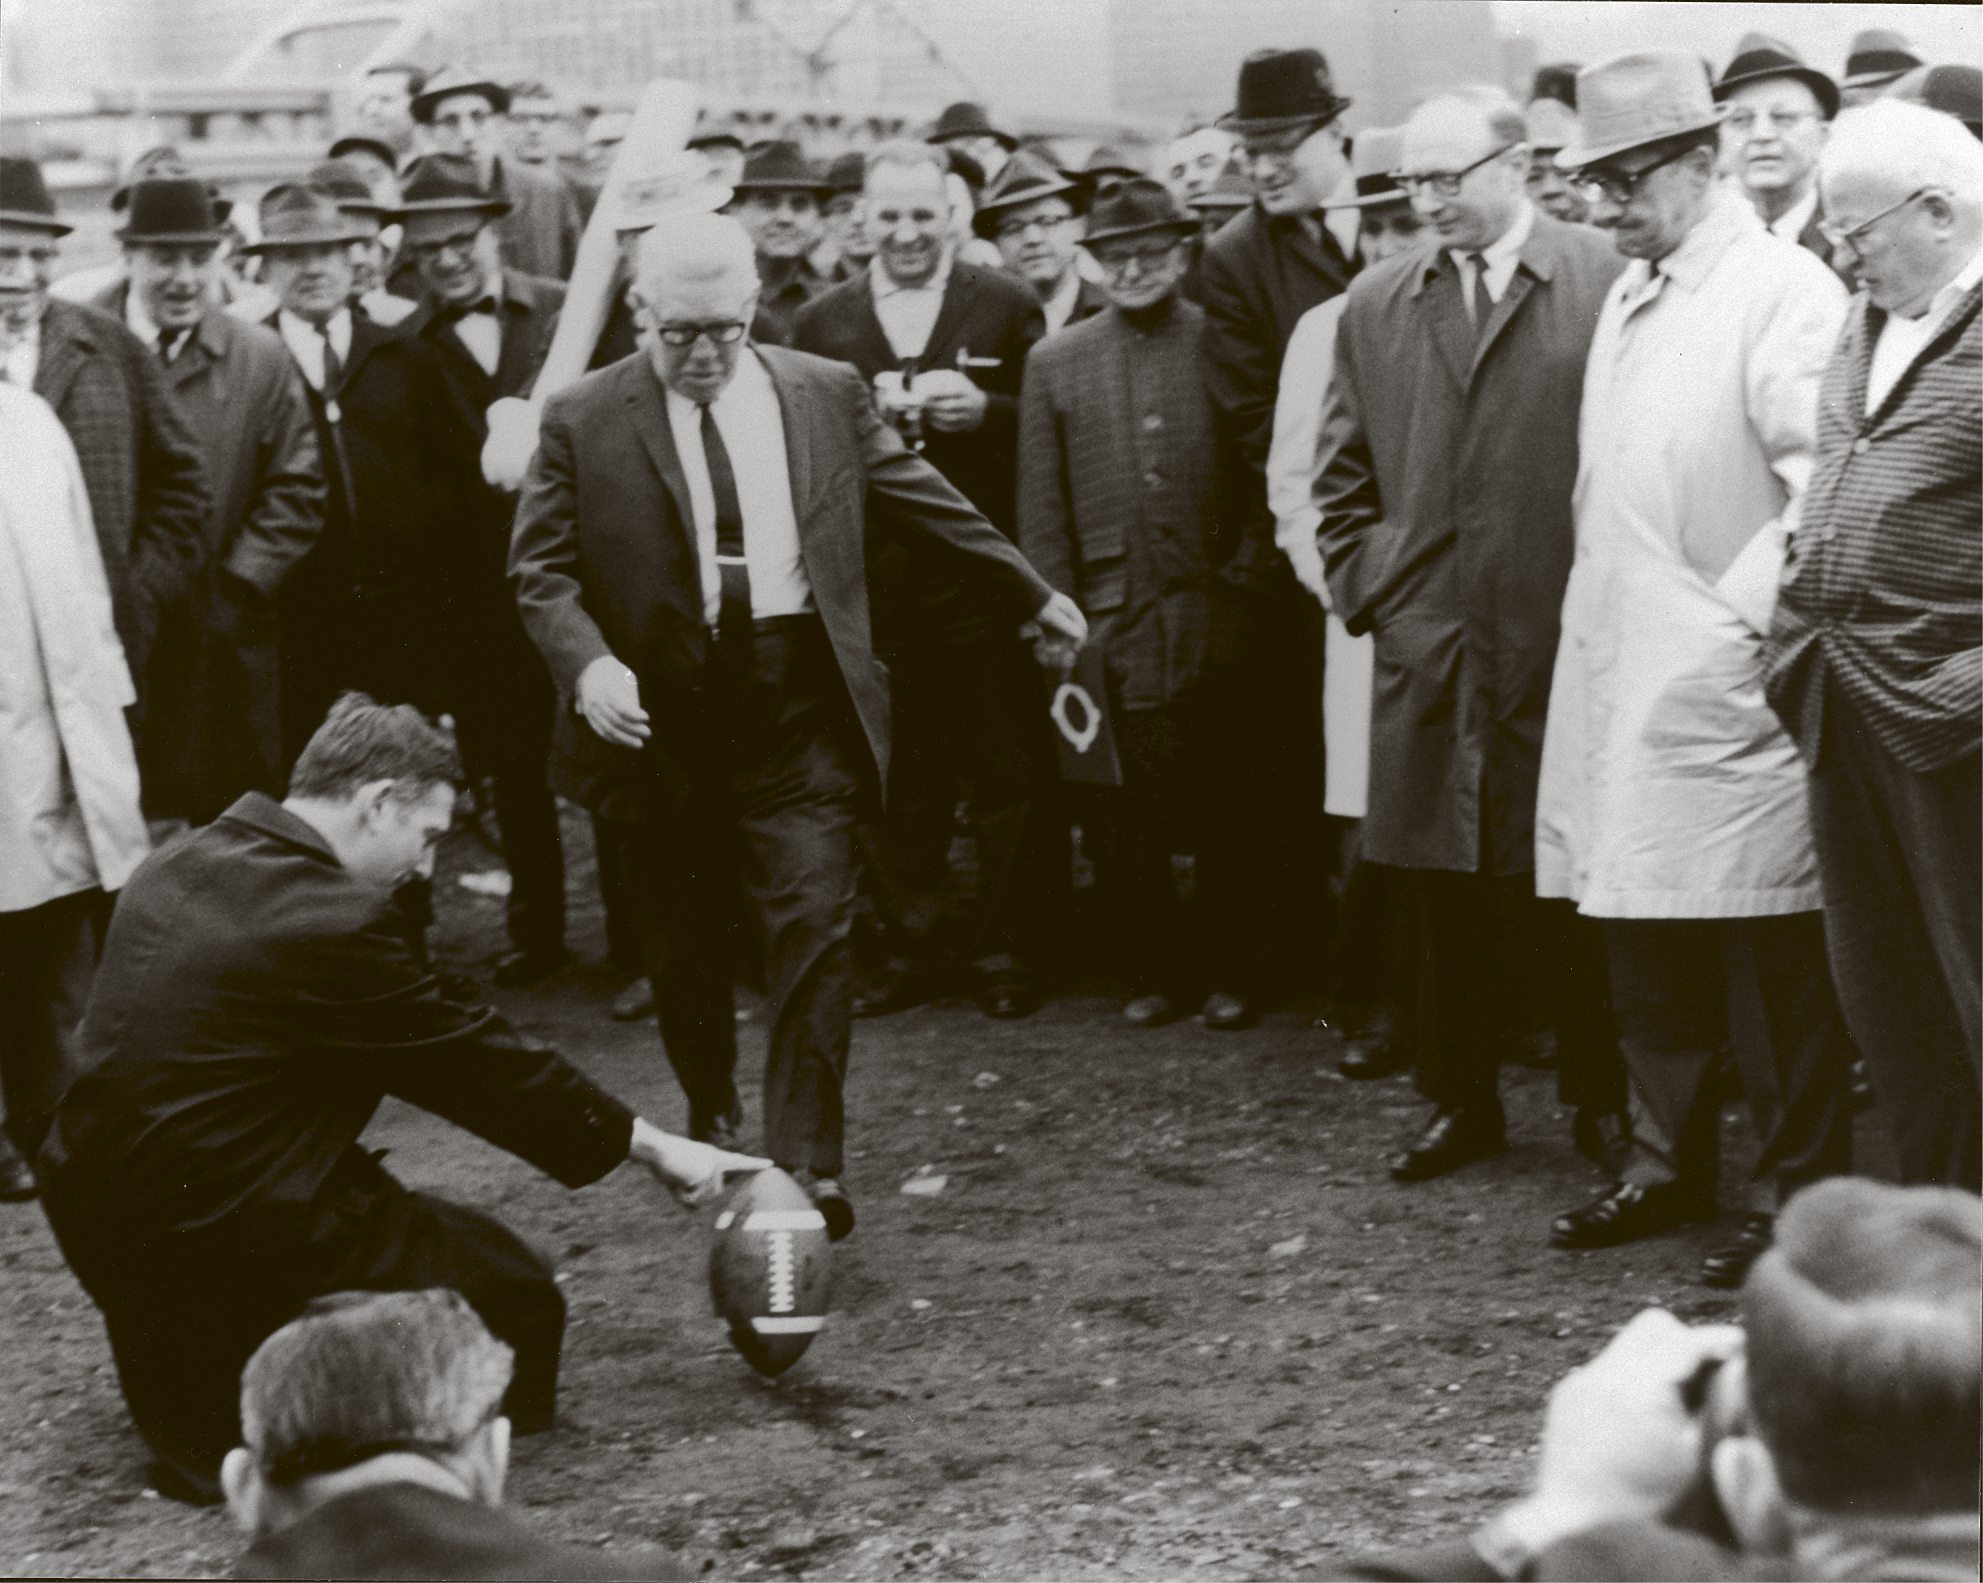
left=410, top=66, right=511, bottom=126
left=823, top=150, right=866, bottom=196
left=1887, top=63, right=1983, bottom=140
left=116, top=177, right=226, bottom=244
left=1082, top=177, right=1199, bottom=246
left=1072, top=145, right=1141, bottom=184
left=1325, top=124, right=1407, bottom=209
left=242, top=183, right=375, bottom=253
left=306, top=159, right=389, bottom=216
left=1713, top=33, right=1841, bottom=120
left=930, top=101, right=1017, bottom=151
left=611, top=151, right=733, bottom=233
left=109, top=147, right=233, bottom=224
left=973, top=149, right=1086, bottom=237
left=1556, top=50, right=1725, bottom=170
left=1216, top=48, right=1351, bottom=135
left=328, top=133, right=400, bottom=172
left=731, top=140, right=830, bottom=197
left=1188, top=161, right=1254, bottom=216
left=687, top=127, right=746, bottom=153
left=1530, top=62, right=1582, bottom=111
left=0, top=156, right=73, bottom=235
left=1523, top=96, right=1581, bottom=155
left=1842, top=29, right=1923, bottom=93
left=390, top=154, right=512, bottom=218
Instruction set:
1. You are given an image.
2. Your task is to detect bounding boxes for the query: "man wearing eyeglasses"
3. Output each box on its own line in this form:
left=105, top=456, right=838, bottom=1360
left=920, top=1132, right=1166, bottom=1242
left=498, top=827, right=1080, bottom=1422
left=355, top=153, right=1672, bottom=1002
left=1766, top=101, right=1983, bottom=1193
left=977, top=151, right=1103, bottom=335
left=396, top=154, right=571, bottom=989
left=1315, top=89, right=1625, bottom=1188
left=1711, top=35, right=1850, bottom=280
left=1536, top=53, right=1853, bottom=1285
left=511, top=215, right=1086, bottom=1240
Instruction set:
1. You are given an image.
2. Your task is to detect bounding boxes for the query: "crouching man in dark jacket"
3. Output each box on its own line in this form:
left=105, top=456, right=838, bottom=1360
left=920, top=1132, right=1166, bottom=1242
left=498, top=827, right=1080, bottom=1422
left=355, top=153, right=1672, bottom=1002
left=38, top=694, right=765, bottom=1504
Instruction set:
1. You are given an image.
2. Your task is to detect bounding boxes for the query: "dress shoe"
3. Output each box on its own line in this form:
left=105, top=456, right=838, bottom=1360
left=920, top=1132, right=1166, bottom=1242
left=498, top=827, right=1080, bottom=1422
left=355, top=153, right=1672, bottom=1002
left=1389, top=1107, right=1505, bottom=1182
left=1124, top=993, right=1180, bottom=1027
left=1550, top=1180, right=1711, bottom=1250
left=801, top=1175, right=856, bottom=1242
left=491, top=946, right=568, bottom=987
left=609, top=977, right=654, bottom=1022
left=1700, top=1212, right=1773, bottom=1289
left=1338, top=1034, right=1408, bottom=1080
left=0, top=1156, right=36, bottom=1203
left=690, top=1114, right=744, bottom=1152
left=980, top=968, right=1039, bottom=1021
left=853, top=960, right=947, bottom=1018
left=1200, top=992, right=1255, bottom=1031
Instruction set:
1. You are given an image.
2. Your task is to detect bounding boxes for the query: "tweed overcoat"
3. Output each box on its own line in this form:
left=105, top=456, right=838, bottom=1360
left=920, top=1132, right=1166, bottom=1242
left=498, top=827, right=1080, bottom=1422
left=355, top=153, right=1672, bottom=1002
left=1314, top=213, right=1624, bottom=875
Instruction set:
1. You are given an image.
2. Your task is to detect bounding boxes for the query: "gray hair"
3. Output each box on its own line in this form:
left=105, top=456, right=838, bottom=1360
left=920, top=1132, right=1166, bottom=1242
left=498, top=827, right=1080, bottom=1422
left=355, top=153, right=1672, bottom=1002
left=633, top=211, right=758, bottom=296
left=1412, top=86, right=1529, bottom=149
left=1821, top=99, right=1983, bottom=204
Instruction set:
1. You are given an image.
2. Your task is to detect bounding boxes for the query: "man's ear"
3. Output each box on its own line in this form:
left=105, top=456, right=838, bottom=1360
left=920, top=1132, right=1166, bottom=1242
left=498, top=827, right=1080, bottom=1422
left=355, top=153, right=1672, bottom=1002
left=220, top=1447, right=265, bottom=1536
left=1711, top=1434, right=1793, bottom=1557
left=356, top=779, right=398, bottom=823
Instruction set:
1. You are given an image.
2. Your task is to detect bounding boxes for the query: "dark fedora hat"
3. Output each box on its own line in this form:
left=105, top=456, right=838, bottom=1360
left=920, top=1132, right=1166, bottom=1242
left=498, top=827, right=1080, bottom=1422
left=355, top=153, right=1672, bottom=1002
left=1887, top=63, right=1983, bottom=140
left=823, top=150, right=866, bottom=195
left=410, top=66, right=511, bottom=125
left=731, top=140, right=831, bottom=197
left=109, top=146, right=232, bottom=224
left=1713, top=33, right=1841, bottom=120
left=328, top=133, right=400, bottom=171
left=390, top=153, right=512, bottom=218
left=1216, top=48, right=1351, bottom=135
left=1064, top=145, right=1142, bottom=190
left=1842, top=29, right=1923, bottom=93
left=306, top=159, right=389, bottom=216
left=1081, top=177, right=1199, bottom=246
left=242, top=182, right=375, bottom=253
left=973, top=149, right=1086, bottom=237
left=116, top=177, right=226, bottom=244
left=930, top=101, right=1018, bottom=151
left=1188, top=161, right=1255, bottom=217
left=687, top=127, right=746, bottom=153
left=0, top=155, right=73, bottom=235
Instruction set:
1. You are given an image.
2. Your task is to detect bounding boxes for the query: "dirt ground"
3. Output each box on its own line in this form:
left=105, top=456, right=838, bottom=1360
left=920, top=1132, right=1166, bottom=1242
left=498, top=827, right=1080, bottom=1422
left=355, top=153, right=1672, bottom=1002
left=0, top=813, right=1756, bottom=1580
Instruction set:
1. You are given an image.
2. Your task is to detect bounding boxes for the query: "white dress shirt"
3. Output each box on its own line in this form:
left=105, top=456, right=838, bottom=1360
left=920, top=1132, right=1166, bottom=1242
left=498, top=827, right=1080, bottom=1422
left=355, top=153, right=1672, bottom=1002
left=277, top=306, right=354, bottom=392
left=450, top=278, right=504, bottom=376
left=1041, top=268, right=1084, bottom=335
left=0, top=319, right=39, bottom=387
left=124, top=290, right=190, bottom=361
left=1767, top=186, right=1820, bottom=244
left=1866, top=243, right=1983, bottom=414
left=1451, top=200, right=1535, bottom=321
left=662, top=349, right=813, bottom=628
left=871, top=251, right=953, bottom=361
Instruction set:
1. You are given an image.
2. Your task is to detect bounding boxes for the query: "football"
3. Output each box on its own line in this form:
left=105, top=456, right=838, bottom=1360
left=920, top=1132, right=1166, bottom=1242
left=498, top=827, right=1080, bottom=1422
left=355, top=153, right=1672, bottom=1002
left=709, top=1167, right=831, bottom=1377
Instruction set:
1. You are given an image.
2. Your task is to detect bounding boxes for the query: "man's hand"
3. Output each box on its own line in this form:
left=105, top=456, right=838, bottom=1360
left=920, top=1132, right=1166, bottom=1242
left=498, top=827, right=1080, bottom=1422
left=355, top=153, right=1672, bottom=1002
left=482, top=397, right=542, bottom=491
left=577, top=655, right=651, bottom=748
left=627, top=1117, right=770, bottom=1209
left=1025, top=591, right=1087, bottom=674
left=1283, top=538, right=1331, bottom=609
left=917, top=369, right=989, bottom=433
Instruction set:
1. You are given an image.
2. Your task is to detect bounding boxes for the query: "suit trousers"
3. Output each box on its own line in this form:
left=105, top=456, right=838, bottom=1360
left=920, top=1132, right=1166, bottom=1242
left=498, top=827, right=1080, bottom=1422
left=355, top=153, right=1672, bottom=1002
left=613, top=617, right=863, bottom=1177
left=1608, top=913, right=1855, bottom=1211
left=0, top=888, right=110, bottom=1159
left=1806, top=687, right=1980, bottom=1190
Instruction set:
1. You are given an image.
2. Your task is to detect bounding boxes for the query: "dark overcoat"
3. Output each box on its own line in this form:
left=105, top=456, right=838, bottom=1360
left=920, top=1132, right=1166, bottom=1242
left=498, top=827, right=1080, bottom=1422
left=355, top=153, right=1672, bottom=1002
left=507, top=345, right=1055, bottom=824
left=1315, top=214, right=1625, bottom=875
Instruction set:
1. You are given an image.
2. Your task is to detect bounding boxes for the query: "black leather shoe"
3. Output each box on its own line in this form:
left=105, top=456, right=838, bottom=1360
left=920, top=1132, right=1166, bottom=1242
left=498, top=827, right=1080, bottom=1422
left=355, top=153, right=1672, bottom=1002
left=1389, top=1107, right=1505, bottom=1182
left=491, top=946, right=568, bottom=987
left=1200, top=992, right=1255, bottom=1031
left=0, top=1156, right=35, bottom=1203
left=1551, top=1181, right=1711, bottom=1250
left=804, top=1176, right=856, bottom=1242
left=980, top=968, right=1039, bottom=1020
left=1124, top=993, right=1180, bottom=1027
left=853, top=961, right=947, bottom=1018
left=1701, top=1212, right=1773, bottom=1289
left=1339, top=1034, right=1409, bottom=1080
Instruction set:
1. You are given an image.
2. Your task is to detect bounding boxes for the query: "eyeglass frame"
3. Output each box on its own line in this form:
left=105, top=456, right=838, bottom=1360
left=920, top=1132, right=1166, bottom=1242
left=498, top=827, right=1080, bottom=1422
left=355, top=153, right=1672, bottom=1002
left=402, top=219, right=491, bottom=261
left=992, top=206, right=1081, bottom=242
left=1816, top=187, right=1938, bottom=259
left=653, top=319, right=751, bottom=348
left=1392, top=142, right=1520, bottom=199
left=1721, top=106, right=1824, bottom=137
left=1086, top=234, right=1189, bottom=273
left=1566, top=143, right=1698, bottom=208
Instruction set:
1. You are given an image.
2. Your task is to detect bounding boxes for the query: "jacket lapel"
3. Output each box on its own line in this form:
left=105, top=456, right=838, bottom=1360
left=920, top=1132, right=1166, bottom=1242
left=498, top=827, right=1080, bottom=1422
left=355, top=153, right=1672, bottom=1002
left=32, top=304, right=93, bottom=411
left=1473, top=268, right=1535, bottom=380
left=922, top=264, right=976, bottom=369
left=761, top=348, right=815, bottom=521
left=623, top=363, right=695, bottom=556
left=1425, top=257, right=1475, bottom=393
left=338, top=310, right=391, bottom=395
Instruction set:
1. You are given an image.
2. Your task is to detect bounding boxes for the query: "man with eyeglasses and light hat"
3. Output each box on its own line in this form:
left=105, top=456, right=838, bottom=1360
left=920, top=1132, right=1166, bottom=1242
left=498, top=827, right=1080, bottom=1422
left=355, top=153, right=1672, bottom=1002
left=1536, top=52, right=1854, bottom=1287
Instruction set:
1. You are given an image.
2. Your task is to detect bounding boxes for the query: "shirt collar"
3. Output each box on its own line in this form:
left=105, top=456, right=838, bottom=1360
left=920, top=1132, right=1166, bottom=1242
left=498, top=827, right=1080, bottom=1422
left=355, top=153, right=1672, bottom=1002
left=125, top=289, right=166, bottom=349
left=279, top=305, right=352, bottom=342
left=1635, top=185, right=1759, bottom=297
left=1769, top=185, right=1820, bottom=242
left=871, top=248, right=953, bottom=301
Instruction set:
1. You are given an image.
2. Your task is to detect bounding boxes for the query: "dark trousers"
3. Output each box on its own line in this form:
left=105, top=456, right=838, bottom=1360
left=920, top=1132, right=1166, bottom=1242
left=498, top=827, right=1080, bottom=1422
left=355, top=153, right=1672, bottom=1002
left=1248, top=574, right=1333, bottom=988
left=591, top=814, right=645, bottom=979
left=1806, top=692, right=1980, bottom=1190
left=1326, top=823, right=1405, bottom=1039
left=40, top=1162, right=561, bottom=1500
left=1608, top=913, right=1854, bottom=1212
left=0, top=889, right=110, bottom=1159
left=873, top=631, right=1059, bottom=976
left=612, top=618, right=863, bottom=1177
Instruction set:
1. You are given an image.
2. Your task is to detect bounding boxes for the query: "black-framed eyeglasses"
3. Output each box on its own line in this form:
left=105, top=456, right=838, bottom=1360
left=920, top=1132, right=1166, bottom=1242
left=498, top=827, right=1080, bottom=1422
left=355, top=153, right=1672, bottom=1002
left=1568, top=144, right=1694, bottom=207
left=1392, top=143, right=1517, bottom=199
left=655, top=320, right=749, bottom=348
left=404, top=223, right=488, bottom=261
left=1241, top=120, right=1332, bottom=163
left=1088, top=236, right=1186, bottom=273
left=1817, top=188, right=1937, bottom=258
left=994, top=209, right=1079, bottom=242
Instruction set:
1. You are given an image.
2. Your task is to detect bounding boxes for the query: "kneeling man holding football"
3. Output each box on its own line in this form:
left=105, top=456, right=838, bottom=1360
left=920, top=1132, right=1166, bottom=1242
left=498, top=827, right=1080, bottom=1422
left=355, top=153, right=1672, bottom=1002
left=38, top=694, right=768, bottom=1505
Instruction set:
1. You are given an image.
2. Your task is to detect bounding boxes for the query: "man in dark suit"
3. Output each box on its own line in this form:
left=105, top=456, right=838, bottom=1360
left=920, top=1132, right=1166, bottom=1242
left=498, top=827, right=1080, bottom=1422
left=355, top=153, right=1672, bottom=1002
left=95, top=177, right=325, bottom=824
left=510, top=214, right=1085, bottom=1239
left=1765, top=101, right=1983, bottom=1192
left=1712, top=36, right=1851, bottom=281
left=0, top=156, right=209, bottom=706
left=251, top=182, right=468, bottom=759
left=728, top=141, right=832, bottom=347
left=396, top=154, right=570, bottom=985
left=226, top=1290, right=688, bottom=1581
left=38, top=695, right=765, bottom=1504
left=792, top=141, right=1059, bottom=1019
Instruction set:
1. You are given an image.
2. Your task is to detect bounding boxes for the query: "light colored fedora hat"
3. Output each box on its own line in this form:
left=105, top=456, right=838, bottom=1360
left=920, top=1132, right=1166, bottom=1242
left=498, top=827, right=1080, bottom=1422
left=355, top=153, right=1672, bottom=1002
left=1556, top=49, right=1724, bottom=170
left=1324, top=124, right=1408, bottom=209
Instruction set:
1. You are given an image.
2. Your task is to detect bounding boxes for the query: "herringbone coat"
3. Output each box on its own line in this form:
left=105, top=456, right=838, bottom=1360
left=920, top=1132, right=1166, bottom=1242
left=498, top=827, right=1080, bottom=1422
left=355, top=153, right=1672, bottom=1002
left=1765, top=285, right=1981, bottom=773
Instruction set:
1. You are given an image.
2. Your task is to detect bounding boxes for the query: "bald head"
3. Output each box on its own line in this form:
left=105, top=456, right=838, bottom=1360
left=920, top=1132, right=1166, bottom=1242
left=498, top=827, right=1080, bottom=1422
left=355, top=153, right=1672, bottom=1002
left=1399, top=88, right=1530, bottom=252
left=630, top=213, right=760, bottom=404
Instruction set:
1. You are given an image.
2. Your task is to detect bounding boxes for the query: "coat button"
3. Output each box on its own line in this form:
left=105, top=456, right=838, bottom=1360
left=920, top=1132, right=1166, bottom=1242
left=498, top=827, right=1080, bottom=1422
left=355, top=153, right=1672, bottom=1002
left=1142, top=413, right=1163, bottom=431
left=1145, top=470, right=1162, bottom=488
left=1851, top=437, right=1870, bottom=455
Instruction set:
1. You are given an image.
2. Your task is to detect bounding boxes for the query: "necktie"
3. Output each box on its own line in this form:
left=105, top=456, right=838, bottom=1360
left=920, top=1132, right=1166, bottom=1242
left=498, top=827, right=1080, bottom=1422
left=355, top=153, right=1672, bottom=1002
left=438, top=295, right=499, bottom=324
left=319, top=323, right=344, bottom=393
left=157, top=326, right=187, bottom=363
left=1468, top=254, right=1492, bottom=337
left=698, top=403, right=752, bottom=641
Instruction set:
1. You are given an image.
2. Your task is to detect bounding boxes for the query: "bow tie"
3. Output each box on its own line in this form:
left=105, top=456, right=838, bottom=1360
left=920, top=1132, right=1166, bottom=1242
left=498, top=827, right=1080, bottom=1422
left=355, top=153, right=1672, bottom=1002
left=439, top=295, right=499, bottom=323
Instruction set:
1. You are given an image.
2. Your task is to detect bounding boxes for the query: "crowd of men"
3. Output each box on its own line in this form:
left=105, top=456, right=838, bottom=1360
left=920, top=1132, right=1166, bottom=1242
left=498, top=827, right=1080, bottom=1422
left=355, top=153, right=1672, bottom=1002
left=0, top=19, right=1979, bottom=1572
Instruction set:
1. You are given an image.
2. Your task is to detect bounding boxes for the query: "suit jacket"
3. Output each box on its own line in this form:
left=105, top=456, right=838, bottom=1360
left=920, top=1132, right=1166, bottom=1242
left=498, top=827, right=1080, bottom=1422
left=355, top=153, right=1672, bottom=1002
left=92, top=290, right=325, bottom=819
left=492, top=154, right=583, bottom=282
left=508, top=346, right=1056, bottom=823
left=39, top=793, right=633, bottom=1260
left=30, top=297, right=211, bottom=691
left=233, top=1482, right=691, bottom=1581
left=1018, top=297, right=1258, bottom=711
left=754, top=257, right=832, bottom=347
left=1766, top=284, right=1981, bottom=773
left=1195, top=202, right=1357, bottom=479
left=1315, top=214, right=1626, bottom=875
left=1793, top=203, right=1853, bottom=288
